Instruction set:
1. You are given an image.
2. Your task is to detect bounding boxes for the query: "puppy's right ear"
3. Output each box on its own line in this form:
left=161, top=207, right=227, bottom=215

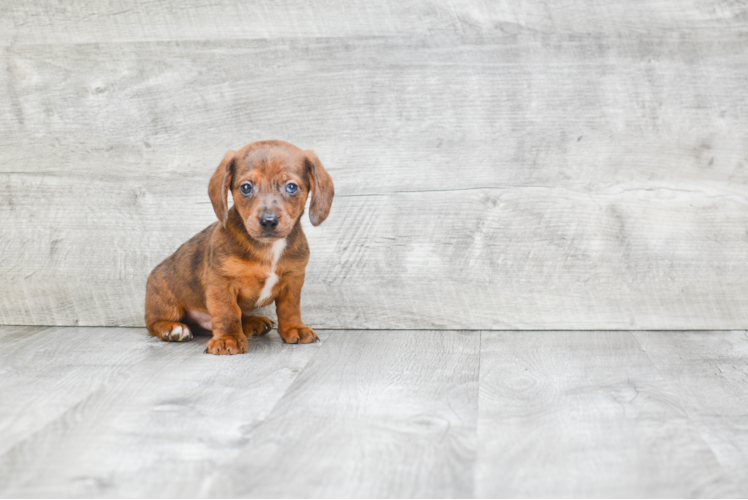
left=208, top=150, right=237, bottom=227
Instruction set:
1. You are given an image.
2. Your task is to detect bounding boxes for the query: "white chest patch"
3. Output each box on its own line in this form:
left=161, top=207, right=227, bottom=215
left=256, top=238, right=286, bottom=307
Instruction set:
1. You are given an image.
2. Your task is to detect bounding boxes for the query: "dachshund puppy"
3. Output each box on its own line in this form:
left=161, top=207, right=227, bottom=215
left=145, top=140, right=334, bottom=355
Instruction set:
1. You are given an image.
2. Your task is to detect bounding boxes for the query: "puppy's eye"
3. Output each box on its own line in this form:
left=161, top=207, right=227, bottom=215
left=240, top=182, right=253, bottom=196
left=285, top=183, right=298, bottom=195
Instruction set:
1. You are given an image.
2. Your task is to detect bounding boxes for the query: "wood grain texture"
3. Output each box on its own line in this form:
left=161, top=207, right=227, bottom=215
left=2, top=186, right=747, bottom=329
left=475, top=331, right=740, bottom=498
left=2, top=327, right=748, bottom=497
left=2, top=0, right=747, bottom=45
left=2, top=7, right=748, bottom=329
left=633, top=330, right=748, bottom=494
left=0, top=326, right=329, bottom=497
left=211, top=330, right=481, bottom=498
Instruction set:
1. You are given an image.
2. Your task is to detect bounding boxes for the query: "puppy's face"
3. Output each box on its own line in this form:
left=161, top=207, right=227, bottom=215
left=232, top=147, right=308, bottom=240
left=209, top=141, right=334, bottom=242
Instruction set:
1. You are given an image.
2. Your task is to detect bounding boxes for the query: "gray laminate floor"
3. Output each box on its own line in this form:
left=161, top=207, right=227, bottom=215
left=0, top=326, right=746, bottom=498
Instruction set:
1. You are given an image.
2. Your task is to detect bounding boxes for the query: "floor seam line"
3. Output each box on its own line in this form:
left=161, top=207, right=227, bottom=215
left=472, top=330, right=484, bottom=499
left=630, top=331, right=737, bottom=492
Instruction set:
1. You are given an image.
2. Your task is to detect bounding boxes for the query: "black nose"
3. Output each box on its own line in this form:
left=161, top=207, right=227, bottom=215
left=259, top=214, right=279, bottom=231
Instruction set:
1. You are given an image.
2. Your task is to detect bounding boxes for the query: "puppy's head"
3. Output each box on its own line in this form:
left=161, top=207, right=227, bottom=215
left=208, top=140, right=334, bottom=241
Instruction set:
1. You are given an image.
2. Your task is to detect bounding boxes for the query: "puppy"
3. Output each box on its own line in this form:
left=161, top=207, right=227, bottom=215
left=145, top=140, right=334, bottom=355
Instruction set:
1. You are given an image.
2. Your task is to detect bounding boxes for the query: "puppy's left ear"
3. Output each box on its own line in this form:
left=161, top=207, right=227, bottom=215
left=304, top=151, right=334, bottom=226
left=208, top=150, right=237, bottom=227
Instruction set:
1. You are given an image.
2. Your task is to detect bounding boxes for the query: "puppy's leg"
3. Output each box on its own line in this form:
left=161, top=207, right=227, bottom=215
left=242, top=314, right=275, bottom=337
left=205, top=287, right=248, bottom=355
left=275, top=274, right=318, bottom=344
left=144, top=275, right=193, bottom=342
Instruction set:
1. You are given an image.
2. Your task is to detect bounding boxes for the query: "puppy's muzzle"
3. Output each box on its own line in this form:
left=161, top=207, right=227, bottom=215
left=259, top=214, right=280, bottom=232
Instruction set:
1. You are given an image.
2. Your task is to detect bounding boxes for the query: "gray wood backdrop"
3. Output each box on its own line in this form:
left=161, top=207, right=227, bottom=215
left=1, top=1, right=747, bottom=329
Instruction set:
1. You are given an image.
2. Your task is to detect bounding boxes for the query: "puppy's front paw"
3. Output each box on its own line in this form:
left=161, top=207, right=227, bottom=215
left=153, top=322, right=193, bottom=342
left=278, top=325, right=318, bottom=344
left=242, top=315, right=275, bottom=337
left=205, top=334, right=248, bottom=355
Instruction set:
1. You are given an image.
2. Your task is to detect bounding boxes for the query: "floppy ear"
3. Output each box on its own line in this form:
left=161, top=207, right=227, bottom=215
left=208, top=150, right=237, bottom=227
left=304, top=151, right=334, bottom=226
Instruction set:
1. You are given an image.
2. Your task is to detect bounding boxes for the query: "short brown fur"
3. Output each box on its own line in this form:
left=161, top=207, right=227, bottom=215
left=145, top=140, right=334, bottom=355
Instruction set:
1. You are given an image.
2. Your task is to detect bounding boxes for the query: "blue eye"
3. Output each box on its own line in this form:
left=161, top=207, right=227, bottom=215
left=285, top=183, right=298, bottom=195
left=240, top=182, right=253, bottom=195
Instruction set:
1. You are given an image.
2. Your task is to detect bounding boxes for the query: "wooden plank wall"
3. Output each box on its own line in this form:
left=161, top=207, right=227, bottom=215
left=1, top=1, right=747, bottom=329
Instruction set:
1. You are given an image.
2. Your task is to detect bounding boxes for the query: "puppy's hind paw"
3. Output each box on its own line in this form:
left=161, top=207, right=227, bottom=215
left=242, top=315, right=275, bottom=337
left=153, top=322, right=193, bottom=342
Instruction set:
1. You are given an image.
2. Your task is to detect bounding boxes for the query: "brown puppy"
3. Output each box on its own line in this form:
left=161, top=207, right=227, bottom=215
left=145, top=140, right=334, bottom=355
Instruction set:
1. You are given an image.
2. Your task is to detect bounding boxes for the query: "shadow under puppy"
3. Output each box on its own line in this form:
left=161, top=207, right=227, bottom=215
left=145, top=140, right=334, bottom=355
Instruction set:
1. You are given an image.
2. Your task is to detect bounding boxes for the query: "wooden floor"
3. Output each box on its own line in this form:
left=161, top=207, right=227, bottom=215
left=1, top=326, right=747, bottom=498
